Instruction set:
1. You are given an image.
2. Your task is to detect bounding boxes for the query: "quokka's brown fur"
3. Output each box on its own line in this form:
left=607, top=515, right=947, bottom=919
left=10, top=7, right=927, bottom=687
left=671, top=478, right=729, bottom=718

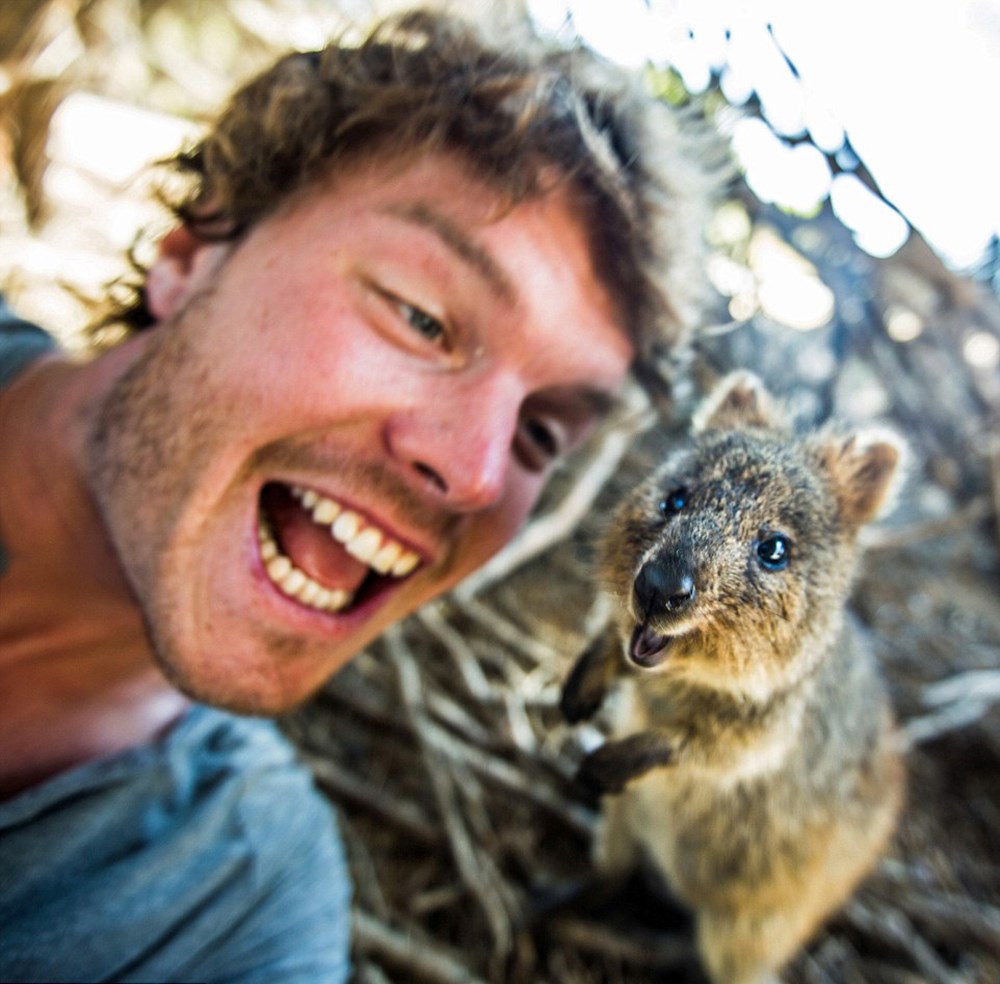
left=561, top=371, right=906, bottom=984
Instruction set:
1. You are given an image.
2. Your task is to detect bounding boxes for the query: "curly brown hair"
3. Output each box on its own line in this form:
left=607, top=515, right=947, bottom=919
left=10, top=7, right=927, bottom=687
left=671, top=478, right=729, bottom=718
left=108, top=7, right=719, bottom=363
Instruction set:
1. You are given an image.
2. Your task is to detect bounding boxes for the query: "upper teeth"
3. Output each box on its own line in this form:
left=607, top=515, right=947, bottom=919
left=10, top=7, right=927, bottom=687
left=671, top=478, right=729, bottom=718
left=258, top=485, right=422, bottom=614
left=291, top=486, right=421, bottom=577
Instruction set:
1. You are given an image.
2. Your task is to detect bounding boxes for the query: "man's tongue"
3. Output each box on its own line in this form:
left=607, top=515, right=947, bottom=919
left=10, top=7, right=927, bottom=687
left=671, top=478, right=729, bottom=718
left=264, top=485, right=370, bottom=594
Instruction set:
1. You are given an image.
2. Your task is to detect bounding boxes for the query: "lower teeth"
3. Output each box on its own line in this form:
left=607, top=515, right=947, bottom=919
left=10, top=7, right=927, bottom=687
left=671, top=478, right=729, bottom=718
left=258, top=519, right=354, bottom=613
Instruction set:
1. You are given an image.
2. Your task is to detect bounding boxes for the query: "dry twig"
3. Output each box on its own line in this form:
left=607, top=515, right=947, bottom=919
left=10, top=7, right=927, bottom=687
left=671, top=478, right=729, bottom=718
left=353, top=909, right=491, bottom=984
left=389, top=627, right=522, bottom=965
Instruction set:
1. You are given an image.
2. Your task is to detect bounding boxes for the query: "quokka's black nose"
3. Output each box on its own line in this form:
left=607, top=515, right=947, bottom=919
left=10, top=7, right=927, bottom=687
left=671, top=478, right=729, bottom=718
left=634, top=557, right=696, bottom=617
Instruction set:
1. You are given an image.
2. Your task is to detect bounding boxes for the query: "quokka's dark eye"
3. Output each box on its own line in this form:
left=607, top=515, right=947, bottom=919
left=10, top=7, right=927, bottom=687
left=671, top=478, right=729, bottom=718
left=756, top=533, right=791, bottom=571
left=659, top=487, right=688, bottom=516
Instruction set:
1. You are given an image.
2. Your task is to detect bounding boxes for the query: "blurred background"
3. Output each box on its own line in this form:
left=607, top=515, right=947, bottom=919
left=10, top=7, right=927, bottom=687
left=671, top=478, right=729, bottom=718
left=2, top=2, right=999, bottom=982
left=4, top=0, right=1000, bottom=359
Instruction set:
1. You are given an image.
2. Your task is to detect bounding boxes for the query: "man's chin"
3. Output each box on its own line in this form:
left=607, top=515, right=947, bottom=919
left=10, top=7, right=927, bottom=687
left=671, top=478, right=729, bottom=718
left=181, top=684, right=303, bottom=717
left=148, top=640, right=330, bottom=717
left=169, top=673, right=320, bottom=717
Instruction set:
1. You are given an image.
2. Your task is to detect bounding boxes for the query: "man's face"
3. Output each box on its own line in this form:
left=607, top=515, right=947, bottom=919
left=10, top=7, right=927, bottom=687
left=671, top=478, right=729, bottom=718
left=86, top=153, right=633, bottom=713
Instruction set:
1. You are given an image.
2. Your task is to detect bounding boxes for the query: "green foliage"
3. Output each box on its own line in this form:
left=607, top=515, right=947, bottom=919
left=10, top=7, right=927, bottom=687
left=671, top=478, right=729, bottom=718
left=644, top=65, right=690, bottom=106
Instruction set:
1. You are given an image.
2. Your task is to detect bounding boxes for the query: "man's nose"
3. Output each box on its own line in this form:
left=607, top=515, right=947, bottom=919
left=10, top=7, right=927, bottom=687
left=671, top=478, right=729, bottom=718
left=384, top=373, right=522, bottom=511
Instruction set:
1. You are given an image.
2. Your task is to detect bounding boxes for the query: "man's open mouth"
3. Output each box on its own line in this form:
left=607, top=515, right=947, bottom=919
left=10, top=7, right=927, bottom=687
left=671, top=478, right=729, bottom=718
left=257, top=482, right=422, bottom=614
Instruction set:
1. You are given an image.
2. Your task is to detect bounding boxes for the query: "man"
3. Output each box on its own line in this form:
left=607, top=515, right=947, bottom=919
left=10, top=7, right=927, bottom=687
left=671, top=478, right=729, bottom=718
left=0, top=8, right=713, bottom=981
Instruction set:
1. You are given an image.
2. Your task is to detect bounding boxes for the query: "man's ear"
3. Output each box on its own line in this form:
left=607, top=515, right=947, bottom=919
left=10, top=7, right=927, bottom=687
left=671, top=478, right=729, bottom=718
left=814, top=427, right=907, bottom=530
left=145, top=225, right=231, bottom=321
left=692, top=370, right=785, bottom=434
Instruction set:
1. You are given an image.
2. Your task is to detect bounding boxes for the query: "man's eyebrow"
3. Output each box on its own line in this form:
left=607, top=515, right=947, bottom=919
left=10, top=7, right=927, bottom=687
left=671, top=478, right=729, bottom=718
left=384, top=202, right=516, bottom=303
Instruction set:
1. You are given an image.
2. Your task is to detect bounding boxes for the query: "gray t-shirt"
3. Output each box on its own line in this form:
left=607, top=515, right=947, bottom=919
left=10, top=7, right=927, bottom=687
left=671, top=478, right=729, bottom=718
left=0, top=705, right=352, bottom=983
left=0, top=296, right=54, bottom=391
left=0, top=305, right=351, bottom=982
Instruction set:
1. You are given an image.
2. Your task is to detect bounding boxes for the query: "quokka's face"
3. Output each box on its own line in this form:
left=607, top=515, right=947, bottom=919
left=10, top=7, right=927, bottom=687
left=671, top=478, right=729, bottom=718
left=600, top=429, right=857, bottom=679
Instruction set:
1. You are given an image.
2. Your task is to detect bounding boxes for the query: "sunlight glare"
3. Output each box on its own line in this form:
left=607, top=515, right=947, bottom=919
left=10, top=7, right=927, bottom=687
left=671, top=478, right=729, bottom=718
left=885, top=306, right=924, bottom=343
left=528, top=0, right=1000, bottom=269
left=732, top=118, right=830, bottom=215
left=750, top=227, right=835, bottom=331
left=830, top=174, right=909, bottom=258
left=963, top=331, right=1000, bottom=369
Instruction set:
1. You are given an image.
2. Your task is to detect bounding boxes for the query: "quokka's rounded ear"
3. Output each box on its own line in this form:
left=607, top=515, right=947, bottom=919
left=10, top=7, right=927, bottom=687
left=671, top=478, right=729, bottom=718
left=692, top=371, right=785, bottom=434
left=816, top=427, right=908, bottom=529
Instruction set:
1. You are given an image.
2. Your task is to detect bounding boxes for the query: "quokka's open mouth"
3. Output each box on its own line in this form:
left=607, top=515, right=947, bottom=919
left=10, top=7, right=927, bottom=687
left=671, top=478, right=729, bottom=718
left=629, top=622, right=677, bottom=668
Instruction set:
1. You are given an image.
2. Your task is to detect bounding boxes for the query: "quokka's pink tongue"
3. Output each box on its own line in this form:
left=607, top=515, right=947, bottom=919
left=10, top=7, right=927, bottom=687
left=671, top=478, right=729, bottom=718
left=262, top=484, right=370, bottom=593
left=630, top=622, right=672, bottom=667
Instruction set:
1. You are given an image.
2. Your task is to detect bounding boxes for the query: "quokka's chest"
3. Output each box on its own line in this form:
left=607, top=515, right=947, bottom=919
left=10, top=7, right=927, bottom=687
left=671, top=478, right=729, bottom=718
left=617, top=756, right=824, bottom=900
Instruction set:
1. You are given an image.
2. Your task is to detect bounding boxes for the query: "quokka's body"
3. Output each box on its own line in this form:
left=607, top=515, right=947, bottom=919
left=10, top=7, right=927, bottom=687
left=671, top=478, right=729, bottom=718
left=561, top=372, right=905, bottom=984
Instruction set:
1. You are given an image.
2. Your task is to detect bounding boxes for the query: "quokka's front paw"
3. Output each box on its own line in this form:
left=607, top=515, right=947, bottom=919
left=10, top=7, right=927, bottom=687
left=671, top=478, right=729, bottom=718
left=575, top=733, right=677, bottom=799
left=559, top=676, right=605, bottom=725
left=559, top=632, right=617, bottom=724
left=576, top=745, right=633, bottom=798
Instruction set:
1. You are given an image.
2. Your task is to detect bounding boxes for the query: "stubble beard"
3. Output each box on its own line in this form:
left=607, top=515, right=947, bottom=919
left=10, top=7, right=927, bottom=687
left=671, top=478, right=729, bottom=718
left=83, top=304, right=233, bottom=705
left=83, top=318, right=312, bottom=713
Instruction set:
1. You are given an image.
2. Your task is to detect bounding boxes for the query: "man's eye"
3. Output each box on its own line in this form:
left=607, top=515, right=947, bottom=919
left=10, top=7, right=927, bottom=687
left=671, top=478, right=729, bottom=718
left=515, top=416, right=564, bottom=472
left=400, top=302, right=446, bottom=344
left=524, top=418, right=559, bottom=458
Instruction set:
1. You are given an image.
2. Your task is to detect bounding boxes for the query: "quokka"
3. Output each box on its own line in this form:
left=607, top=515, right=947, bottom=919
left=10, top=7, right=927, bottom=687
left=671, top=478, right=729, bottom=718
left=561, top=371, right=906, bottom=984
